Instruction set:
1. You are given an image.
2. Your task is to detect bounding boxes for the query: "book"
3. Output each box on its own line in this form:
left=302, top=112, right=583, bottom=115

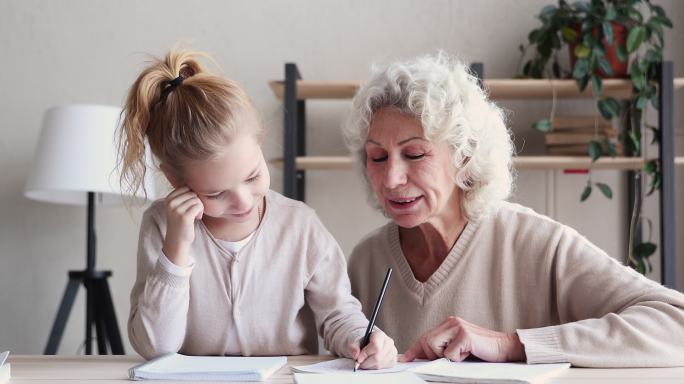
left=129, top=353, right=287, bottom=381
left=294, top=371, right=425, bottom=384
left=0, top=351, right=10, bottom=384
left=546, top=143, right=623, bottom=156
left=545, top=132, right=616, bottom=146
left=551, top=115, right=612, bottom=131
left=409, top=358, right=570, bottom=384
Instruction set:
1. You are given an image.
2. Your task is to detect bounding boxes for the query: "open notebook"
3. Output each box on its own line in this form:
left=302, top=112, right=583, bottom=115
left=410, top=358, right=570, bottom=384
left=129, top=353, right=287, bottom=381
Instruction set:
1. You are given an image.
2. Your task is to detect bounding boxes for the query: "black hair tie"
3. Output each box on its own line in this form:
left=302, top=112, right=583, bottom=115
left=155, top=74, right=185, bottom=107
left=168, top=75, right=185, bottom=89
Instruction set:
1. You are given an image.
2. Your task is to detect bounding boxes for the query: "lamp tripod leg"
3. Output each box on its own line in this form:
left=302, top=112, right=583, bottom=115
left=44, top=277, right=81, bottom=354
left=85, top=278, right=95, bottom=355
left=98, top=278, right=124, bottom=354
left=94, top=284, right=108, bottom=354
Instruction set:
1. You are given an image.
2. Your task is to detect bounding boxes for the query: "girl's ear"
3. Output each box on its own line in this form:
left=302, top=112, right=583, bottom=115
left=160, top=163, right=182, bottom=189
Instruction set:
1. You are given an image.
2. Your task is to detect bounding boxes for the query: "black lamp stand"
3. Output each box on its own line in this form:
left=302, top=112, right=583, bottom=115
left=44, top=192, right=124, bottom=355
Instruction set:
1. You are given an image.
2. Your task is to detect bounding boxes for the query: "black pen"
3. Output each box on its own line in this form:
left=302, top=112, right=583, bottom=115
left=354, top=267, right=392, bottom=372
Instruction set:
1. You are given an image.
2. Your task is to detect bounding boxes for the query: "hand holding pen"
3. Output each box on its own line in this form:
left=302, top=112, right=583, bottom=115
left=349, top=268, right=397, bottom=371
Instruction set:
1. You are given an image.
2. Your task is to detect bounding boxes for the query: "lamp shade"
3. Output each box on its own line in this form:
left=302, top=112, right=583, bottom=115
left=25, top=104, right=155, bottom=206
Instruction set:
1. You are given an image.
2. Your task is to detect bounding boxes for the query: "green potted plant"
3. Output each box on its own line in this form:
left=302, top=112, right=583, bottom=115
left=518, top=0, right=672, bottom=274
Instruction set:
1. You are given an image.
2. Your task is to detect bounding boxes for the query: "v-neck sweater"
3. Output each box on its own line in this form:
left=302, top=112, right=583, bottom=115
left=128, top=190, right=369, bottom=360
left=348, top=201, right=684, bottom=367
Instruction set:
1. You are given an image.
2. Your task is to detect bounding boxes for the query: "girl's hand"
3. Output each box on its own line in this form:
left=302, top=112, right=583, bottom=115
left=349, top=330, right=397, bottom=370
left=400, top=316, right=526, bottom=363
left=162, top=186, right=204, bottom=266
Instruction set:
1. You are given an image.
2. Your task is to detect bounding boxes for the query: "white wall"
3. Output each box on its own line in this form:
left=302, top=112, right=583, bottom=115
left=0, top=0, right=682, bottom=354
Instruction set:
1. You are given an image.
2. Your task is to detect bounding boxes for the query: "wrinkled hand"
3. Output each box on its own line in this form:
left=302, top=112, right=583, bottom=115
left=162, top=186, right=204, bottom=266
left=348, top=330, right=397, bottom=370
left=400, top=316, right=526, bottom=363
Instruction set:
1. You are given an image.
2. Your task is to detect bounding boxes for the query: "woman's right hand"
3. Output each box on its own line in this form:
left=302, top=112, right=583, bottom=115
left=162, top=186, right=204, bottom=266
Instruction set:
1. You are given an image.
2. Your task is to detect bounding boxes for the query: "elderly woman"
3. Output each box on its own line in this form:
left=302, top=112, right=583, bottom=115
left=344, top=52, right=684, bottom=367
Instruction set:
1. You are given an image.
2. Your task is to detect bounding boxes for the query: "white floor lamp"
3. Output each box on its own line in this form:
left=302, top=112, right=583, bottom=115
left=25, top=104, right=155, bottom=355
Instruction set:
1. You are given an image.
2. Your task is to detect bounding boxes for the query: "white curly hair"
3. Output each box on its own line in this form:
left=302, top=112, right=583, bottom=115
left=344, top=52, right=514, bottom=221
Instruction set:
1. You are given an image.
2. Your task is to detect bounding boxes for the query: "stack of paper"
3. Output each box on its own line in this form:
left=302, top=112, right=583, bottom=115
left=0, top=351, right=10, bottom=384
left=292, top=357, right=428, bottom=374
left=129, top=353, right=287, bottom=381
left=292, top=357, right=570, bottom=384
left=410, top=358, right=570, bottom=384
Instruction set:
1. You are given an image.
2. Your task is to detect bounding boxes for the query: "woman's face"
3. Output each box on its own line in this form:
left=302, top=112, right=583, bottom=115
left=180, top=133, right=270, bottom=223
left=365, top=108, right=460, bottom=228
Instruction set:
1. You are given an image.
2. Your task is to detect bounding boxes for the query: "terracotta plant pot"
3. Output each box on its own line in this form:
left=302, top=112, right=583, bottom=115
left=568, top=22, right=629, bottom=78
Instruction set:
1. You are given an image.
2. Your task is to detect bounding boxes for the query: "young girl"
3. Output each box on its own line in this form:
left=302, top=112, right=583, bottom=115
left=118, top=48, right=397, bottom=368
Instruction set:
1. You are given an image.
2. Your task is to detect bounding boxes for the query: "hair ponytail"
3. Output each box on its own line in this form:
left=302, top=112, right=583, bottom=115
left=118, top=48, right=261, bottom=200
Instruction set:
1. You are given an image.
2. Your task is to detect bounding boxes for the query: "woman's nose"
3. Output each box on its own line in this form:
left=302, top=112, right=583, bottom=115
left=383, top=158, right=407, bottom=189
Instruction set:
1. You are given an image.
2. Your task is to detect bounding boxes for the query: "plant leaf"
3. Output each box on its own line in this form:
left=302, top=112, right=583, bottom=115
left=533, top=118, right=552, bottom=133
left=591, top=75, right=602, bottom=96
left=561, top=26, right=578, bottom=43
left=627, top=26, right=646, bottom=53
left=595, top=182, right=613, bottom=199
left=647, top=172, right=661, bottom=196
left=539, top=4, right=558, bottom=20
left=589, top=140, right=603, bottom=162
left=636, top=95, right=648, bottom=110
left=598, top=58, right=613, bottom=77
left=602, top=21, right=613, bottom=45
left=650, top=94, right=659, bottom=110
left=628, top=131, right=641, bottom=154
left=635, top=257, right=646, bottom=275
left=648, top=125, right=660, bottom=145
left=630, top=63, right=646, bottom=91
left=616, top=45, right=628, bottom=62
left=605, top=4, right=617, bottom=20
left=597, top=98, right=620, bottom=119
left=652, top=15, right=673, bottom=28
left=573, top=58, right=589, bottom=78
left=574, top=45, right=591, bottom=58
left=580, top=183, right=592, bottom=202
left=634, top=242, right=657, bottom=259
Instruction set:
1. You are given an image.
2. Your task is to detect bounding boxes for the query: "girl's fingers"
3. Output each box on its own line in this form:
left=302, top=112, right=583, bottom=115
left=166, top=186, right=190, bottom=200
left=177, top=197, right=202, bottom=218
left=168, top=191, right=199, bottom=211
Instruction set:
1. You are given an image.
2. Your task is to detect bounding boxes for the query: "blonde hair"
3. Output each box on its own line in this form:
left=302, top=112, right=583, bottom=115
left=118, top=48, right=261, bottom=199
left=344, top=52, right=514, bottom=221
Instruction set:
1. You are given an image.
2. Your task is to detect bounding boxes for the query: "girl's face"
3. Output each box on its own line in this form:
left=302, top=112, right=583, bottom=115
left=179, top=133, right=270, bottom=223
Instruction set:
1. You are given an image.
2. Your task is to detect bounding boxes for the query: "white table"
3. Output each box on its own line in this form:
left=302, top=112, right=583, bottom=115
left=7, top=355, right=684, bottom=383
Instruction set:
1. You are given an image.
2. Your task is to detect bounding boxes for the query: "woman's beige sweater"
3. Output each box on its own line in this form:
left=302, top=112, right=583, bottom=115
left=348, top=201, right=684, bottom=367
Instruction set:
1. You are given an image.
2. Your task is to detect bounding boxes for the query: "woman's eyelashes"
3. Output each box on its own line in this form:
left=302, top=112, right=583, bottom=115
left=368, top=152, right=426, bottom=162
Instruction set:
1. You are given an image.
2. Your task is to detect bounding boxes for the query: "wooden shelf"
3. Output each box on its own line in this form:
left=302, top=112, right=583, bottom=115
left=269, top=78, right=684, bottom=101
left=269, top=155, right=684, bottom=171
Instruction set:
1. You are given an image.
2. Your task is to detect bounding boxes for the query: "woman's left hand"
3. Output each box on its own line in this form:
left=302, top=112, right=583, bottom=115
left=349, top=329, right=398, bottom=369
left=400, top=316, right=526, bottom=363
